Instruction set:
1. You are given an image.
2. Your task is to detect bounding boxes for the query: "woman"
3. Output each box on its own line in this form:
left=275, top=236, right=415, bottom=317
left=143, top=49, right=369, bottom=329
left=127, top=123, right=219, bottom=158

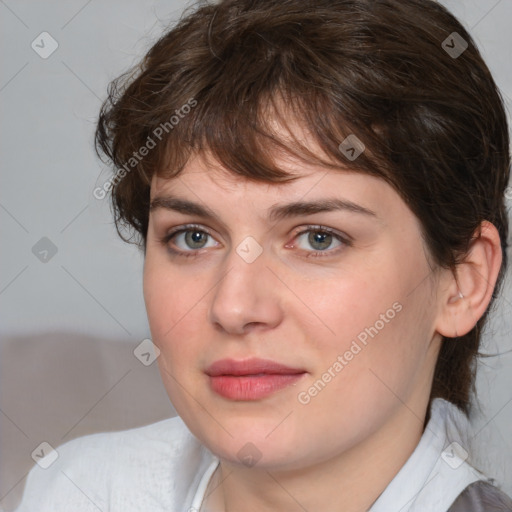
left=17, top=0, right=512, bottom=510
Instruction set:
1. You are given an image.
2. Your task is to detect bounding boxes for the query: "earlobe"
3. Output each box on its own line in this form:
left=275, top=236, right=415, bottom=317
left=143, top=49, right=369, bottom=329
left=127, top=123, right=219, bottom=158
left=436, top=221, right=503, bottom=339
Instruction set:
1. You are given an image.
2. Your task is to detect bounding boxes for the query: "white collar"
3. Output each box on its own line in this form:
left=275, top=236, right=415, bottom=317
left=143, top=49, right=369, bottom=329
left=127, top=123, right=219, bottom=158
left=370, top=398, right=487, bottom=512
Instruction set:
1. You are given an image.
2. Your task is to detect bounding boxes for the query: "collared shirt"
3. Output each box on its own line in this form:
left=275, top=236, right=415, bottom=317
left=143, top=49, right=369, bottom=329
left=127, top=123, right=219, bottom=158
left=15, top=398, right=512, bottom=511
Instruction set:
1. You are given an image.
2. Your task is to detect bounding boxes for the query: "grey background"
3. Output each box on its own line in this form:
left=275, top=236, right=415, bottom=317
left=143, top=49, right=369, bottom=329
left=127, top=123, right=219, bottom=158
left=1, top=0, right=511, bottom=509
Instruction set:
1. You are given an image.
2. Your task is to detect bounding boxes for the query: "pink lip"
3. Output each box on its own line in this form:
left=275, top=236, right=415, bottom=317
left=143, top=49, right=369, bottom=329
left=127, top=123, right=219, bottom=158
left=206, top=358, right=305, bottom=376
left=205, top=358, right=307, bottom=400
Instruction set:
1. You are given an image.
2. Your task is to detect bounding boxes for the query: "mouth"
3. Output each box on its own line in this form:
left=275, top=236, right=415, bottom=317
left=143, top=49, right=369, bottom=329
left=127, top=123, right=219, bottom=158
left=205, top=358, right=307, bottom=401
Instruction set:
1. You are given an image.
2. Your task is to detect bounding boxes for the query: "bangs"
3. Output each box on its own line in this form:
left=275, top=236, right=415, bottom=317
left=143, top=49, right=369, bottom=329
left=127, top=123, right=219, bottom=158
left=158, top=84, right=379, bottom=186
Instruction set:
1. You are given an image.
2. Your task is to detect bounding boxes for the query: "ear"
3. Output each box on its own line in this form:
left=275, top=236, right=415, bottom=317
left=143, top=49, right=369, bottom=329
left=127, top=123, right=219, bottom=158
left=435, top=221, right=503, bottom=338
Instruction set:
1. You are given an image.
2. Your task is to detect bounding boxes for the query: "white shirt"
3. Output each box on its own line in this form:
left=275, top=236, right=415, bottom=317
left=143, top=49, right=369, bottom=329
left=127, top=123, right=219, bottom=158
left=15, top=398, right=494, bottom=512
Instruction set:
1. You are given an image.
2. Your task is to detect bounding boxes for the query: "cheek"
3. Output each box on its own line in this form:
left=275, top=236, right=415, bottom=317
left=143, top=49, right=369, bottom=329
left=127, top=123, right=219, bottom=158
left=143, top=260, right=210, bottom=415
left=143, top=258, right=206, bottom=361
left=300, top=265, right=401, bottom=351
left=303, top=255, right=432, bottom=392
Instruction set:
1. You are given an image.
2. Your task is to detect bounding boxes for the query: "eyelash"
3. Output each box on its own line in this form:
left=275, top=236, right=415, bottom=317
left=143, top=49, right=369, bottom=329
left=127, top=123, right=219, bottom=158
left=158, top=223, right=352, bottom=259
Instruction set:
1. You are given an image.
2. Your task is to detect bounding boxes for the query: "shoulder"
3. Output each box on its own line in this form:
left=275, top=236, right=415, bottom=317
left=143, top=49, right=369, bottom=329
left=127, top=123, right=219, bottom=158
left=16, top=416, right=214, bottom=512
left=448, top=481, right=512, bottom=512
left=48, top=414, right=200, bottom=470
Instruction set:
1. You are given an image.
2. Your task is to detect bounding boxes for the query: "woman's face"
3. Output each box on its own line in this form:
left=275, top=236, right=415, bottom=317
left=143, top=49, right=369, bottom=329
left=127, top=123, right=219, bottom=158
left=143, top=151, right=443, bottom=470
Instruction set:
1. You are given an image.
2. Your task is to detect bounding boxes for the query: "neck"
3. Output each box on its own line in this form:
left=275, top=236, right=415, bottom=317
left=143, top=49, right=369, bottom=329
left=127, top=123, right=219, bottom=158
left=202, top=402, right=428, bottom=512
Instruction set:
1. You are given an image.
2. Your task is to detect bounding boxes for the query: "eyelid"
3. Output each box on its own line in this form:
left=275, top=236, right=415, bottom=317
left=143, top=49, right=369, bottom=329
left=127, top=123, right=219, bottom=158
left=290, top=224, right=353, bottom=243
left=165, top=223, right=214, bottom=238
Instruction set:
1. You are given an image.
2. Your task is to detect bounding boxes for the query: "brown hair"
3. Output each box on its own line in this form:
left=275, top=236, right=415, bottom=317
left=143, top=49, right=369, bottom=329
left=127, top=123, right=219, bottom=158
left=95, top=0, right=510, bottom=416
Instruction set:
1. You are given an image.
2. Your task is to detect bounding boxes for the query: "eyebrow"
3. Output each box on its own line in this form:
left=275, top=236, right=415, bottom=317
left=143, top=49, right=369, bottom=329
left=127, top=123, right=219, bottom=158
left=149, top=195, right=377, bottom=223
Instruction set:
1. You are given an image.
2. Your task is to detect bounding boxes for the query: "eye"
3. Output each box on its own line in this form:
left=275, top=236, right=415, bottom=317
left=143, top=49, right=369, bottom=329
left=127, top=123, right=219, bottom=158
left=290, top=226, right=351, bottom=257
left=160, top=224, right=219, bottom=256
left=159, top=224, right=351, bottom=259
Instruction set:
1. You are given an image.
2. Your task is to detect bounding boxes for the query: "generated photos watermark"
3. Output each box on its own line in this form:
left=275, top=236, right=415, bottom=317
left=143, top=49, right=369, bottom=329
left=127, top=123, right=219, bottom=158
left=297, top=301, right=403, bottom=405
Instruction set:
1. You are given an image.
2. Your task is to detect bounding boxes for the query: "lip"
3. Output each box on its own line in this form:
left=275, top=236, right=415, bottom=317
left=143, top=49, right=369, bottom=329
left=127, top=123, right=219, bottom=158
left=205, top=358, right=305, bottom=377
left=205, top=358, right=307, bottom=400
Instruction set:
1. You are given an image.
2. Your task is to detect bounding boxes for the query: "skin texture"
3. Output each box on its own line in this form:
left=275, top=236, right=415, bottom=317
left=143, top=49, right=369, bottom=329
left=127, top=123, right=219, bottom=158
left=143, top=147, right=502, bottom=511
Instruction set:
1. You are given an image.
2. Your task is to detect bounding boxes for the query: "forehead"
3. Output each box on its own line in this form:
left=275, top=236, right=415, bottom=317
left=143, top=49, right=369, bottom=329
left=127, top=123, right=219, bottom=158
left=150, top=152, right=402, bottom=226
left=153, top=151, right=373, bottom=197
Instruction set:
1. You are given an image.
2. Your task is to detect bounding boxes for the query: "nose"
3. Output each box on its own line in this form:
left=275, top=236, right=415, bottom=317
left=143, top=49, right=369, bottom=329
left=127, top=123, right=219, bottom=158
left=208, top=243, right=283, bottom=335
